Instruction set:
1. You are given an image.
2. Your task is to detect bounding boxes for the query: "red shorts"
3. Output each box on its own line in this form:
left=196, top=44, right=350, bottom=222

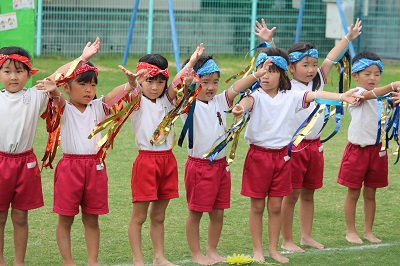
left=337, top=142, right=388, bottom=189
left=53, top=154, right=109, bottom=216
left=184, top=156, right=231, bottom=212
left=131, top=149, right=178, bottom=202
left=241, top=144, right=292, bottom=198
left=0, top=150, right=43, bottom=211
left=290, top=138, right=324, bottom=189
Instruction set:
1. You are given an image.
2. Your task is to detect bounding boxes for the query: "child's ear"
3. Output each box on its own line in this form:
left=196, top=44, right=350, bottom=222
left=288, top=63, right=295, bottom=74
left=62, top=83, right=70, bottom=93
left=351, top=72, right=358, bottom=81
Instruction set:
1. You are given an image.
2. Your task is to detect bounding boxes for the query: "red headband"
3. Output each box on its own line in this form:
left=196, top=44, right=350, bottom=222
left=136, top=62, right=170, bottom=80
left=0, top=53, right=39, bottom=75
left=55, top=62, right=98, bottom=86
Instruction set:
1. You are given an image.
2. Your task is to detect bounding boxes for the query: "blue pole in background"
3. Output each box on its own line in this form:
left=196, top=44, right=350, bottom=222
left=357, top=0, right=363, bottom=54
left=168, top=0, right=181, bottom=72
left=249, top=0, right=257, bottom=56
left=336, top=0, right=355, bottom=57
left=35, top=0, right=43, bottom=56
left=122, top=0, right=140, bottom=65
left=146, top=0, right=154, bottom=54
left=295, top=0, right=306, bottom=43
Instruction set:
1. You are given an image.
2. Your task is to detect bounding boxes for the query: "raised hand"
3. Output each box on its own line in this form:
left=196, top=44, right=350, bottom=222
left=254, top=58, right=272, bottom=78
left=252, top=18, right=276, bottom=43
left=347, top=18, right=362, bottom=41
left=188, top=43, right=205, bottom=67
left=232, top=103, right=245, bottom=118
left=81, top=37, right=101, bottom=62
left=118, top=65, right=148, bottom=91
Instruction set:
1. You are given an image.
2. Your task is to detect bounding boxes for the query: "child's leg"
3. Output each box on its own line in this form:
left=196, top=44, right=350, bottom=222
left=82, top=213, right=100, bottom=266
left=281, top=188, right=303, bottom=252
left=344, top=188, right=363, bottom=244
left=186, top=210, right=215, bottom=265
left=267, top=197, right=289, bottom=264
left=206, top=209, right=225, bottom=263
left=299, top=187, right=324, bottom=249
left=11, top=209, right=28, bottom=266
left=56, top=214, right=75, bottom=265
left=363, top=187, right=381, bottom=243
left=149, top=200, right=176, bottom=266
left=128, top=201, right=150, bottom=266
left=249, top=198, right=266, bottom=262
left=0, top=210, right=8, bottom=266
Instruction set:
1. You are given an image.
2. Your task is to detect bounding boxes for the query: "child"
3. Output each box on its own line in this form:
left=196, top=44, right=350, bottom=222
left=50, top=38, right=140, bottom=266
left=337, top=51, right=400, bottom=244
left=0, top=47, right=62, bottom=265
left=231, top=48, right=360, bottom=264
left=180, top=53, right=271, bottom=265
left=276, top=19, right=362, bottom=252
left=121, top=45, right=204, bottom=266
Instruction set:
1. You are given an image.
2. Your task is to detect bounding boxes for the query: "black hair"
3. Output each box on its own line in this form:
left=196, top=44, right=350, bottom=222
left=139, top=54, right=169, bottom=97
left=288, top=42, right=321, bottom=91
left=0, top=46, right=32, bottom=73
left=258, top=48, right=291, bottom=91
left=182, top=55, right=221, bottom=78
left=352, top=51, right=381, bottom=64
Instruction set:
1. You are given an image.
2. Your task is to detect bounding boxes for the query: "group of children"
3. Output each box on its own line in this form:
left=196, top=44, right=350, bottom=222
left=1, top=17, right=400, bottom=266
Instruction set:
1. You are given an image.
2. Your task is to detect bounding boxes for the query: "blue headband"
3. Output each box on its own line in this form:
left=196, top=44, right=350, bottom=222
left=256, top=53, right=288, bottom=71
left=352, top=58, right=384, bottom=73
left=288, top=48, right=318, bottom=63
left=196, top=59, right=220, bottom=77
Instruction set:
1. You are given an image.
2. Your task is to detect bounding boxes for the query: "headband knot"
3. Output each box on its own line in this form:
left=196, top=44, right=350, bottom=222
left=256, top=53, right=288, bottom=71
left=289, top=48, right=318, bottom=63
left=352, top=58, right=384, bottom=73
left=136, top=62, right=170, bottom=80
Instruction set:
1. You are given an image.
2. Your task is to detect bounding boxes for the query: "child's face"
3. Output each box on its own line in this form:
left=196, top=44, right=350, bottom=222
left=258, top=66, right=281, bottom=93
left=289, top=56, right=318, bottom=85
left=141, top=76, right=167, bottom=101
left=197, top=72, right=219, bottom=102
left=63, top=78, right=97, bottom=109
left=0, top=59, right=30, bottom=93
left=351, top=65, right=381, bottom=91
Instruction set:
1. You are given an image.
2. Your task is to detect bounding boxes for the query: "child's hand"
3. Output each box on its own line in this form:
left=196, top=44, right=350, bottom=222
left=36, top=77, right=57, bottom=93
left=184, top=72, right=195, bottom=87
left=347, top=18, right=362, bottom=41
left=254, top=58, right=272, bottom=78
left=188, top=43, right=205, bottom=66
left=252, top=18, right=276, bottom=43
left=81, top=37, right=101, bottom=62
left=343, top=88, right=363, bottom=105
left=232, top=104, right=245, bottom=117
left=118, top=65, right=148, bottom=91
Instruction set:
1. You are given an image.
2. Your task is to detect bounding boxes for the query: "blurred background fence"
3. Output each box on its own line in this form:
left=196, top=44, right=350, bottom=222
left=38, top=0, right=400, bottom=60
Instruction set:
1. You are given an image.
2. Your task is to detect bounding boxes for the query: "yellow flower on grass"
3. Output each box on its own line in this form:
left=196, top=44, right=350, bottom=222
left=226, top=253, right=253, bottom=265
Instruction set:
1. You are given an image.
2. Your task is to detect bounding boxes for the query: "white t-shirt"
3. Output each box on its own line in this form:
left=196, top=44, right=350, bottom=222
left=244, top=88, right=309, bottom=149
left=348, top=87, right=379, bottom=146
left=292, top=68, right=326, bottom=139
left=130, top=93, right=175, bottom=150
left=60, top=98, right=107, bottom=154
left=181, top=92, right=231, bottom=159
left=0, top=87, right=48, bottom=153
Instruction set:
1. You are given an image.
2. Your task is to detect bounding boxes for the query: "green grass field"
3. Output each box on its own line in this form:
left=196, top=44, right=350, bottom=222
left=3, top=54, right=400, bottom=265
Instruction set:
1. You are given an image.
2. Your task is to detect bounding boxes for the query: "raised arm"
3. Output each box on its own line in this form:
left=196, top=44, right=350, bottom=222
left=362, top=81, right=400, bottom=101
left=35, top=77, right=66, bottom=107
left=103, top=65, right=148, bottom=104
left=168, top=43, right=205, bottom=100
left=226, top=58, right=272, bottom=101
left=48, top=37, right=101, bottom=80
left=320, top=18, right=362, bottom=74
left=252, top=18, right=276, bottom=46
left=305, top=89, right=361, bottom=105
